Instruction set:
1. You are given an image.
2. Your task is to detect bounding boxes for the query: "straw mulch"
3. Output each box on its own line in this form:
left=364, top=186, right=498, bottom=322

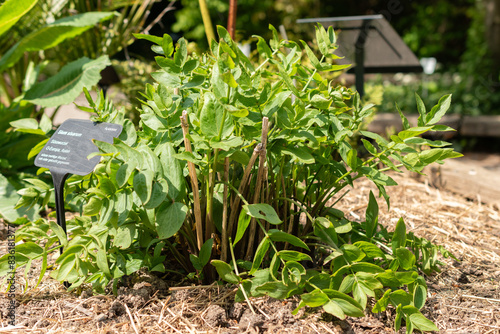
left=0, top=163, right=499, bottom=333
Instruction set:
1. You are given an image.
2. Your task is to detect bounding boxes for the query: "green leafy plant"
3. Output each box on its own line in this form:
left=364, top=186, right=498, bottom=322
left=8, top=25, right=461, bottom=332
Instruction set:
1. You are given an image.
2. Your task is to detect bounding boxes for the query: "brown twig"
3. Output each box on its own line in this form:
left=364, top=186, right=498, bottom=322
left=180, top=110, right=204, bottom=250
left=245, top=117, right=269, bottom=260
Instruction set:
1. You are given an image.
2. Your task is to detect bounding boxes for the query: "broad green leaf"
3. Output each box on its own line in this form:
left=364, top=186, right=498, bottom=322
left=398, top=126, right=433, bottom=140
left=426, top=94, right=452, bottom=125
left=396, top=248, right=416, bottom=270
left=144, top=179, right=168, bottom=209
left=211, top=260, right=240, bottom=284
left=49, top=221, right=67, bottom=248
left=396, top=103, right=410, bottom=130
left=9, top=118, right=44, bottom=135
left=132, top=33, right=162, bottom=45
left=255, top=36, right=272, bottom=59
left=133, top=169, right=154, bottom=204
left=24, top=56, right=111, bottom=107
left=268, top=229, right=309, bottom=250
left=354, top=241, right=386, bottom=259
left=233, top=210, right=251, bottom=246
left=114, top=224, right=136, bottom=249
left=322, top=289, right=365, bottom=317
left=116, top=163, right=135, bottom=188
left=0, top=12, right=114, bottom=71
left=200, top=92, right=233, bottom=139
left=281, top=146, right=315, bottom=164
left=255, top=281, right=292, bottom=299
left=56, top=253, right=76, bottom=281
left=262, top=91, right=292, bottom=117
left=162, top=34, right=174, bottom=57
left=0, top=173, right=39, bottom=222
left=372, top=289, right=391, bottom=313
left=243, top=204, right=282, bottom=225
left=363, top=191, right=378, bottom=239
left=199, top=238, right=214, bottom=267
left=155, top=202, right=188, bottom=239
left=310, top=94, right=332, bottom=109
left=390, top=289, right=413, bottom=308
left=353, top=281, right=368, bottom=310
left=395, top=271, right=418, bottom=284
left=277, top=250, right=312, bottom=262
left=392, top=217, right=407, bottom=252
left=341, top=244, right=365, bottom=262
left=159, top=142, right=186, bottom=201
left=0, top=0, right=39, bottom=37
left=323, top=300, right=346, bottom=319
left=407, top=308, right=438, bottom=331
left=174, top=37, right=188, bottom=67
left=16, top=242, right=43, bottom=258
left=250, top=237, right=270, bottom=274
left=302, top=289, right=329, bottom=307
left=413, top=285, right=427, bottom=310
left=82, top=197, right=102, bottom=216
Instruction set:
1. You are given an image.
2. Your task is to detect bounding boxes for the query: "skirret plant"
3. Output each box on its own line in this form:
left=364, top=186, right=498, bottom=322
left=5, top=25, right=461, bottom=332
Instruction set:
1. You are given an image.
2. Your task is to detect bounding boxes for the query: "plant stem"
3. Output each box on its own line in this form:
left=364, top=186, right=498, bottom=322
left=302, top=55, right=325, bottom=91
left=221, top=157, right=230, bottom=262
left=245, top=117, right=269, bottom=260
left=227, top=143, right=261, bottom=240
left=198, top=0, right=215, bottom=46
left=180, top=110, right=204, bottom=251
left=229, top=237, right=255, bottom=314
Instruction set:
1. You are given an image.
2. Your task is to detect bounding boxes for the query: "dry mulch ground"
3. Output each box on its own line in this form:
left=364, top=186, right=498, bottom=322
left=0, top=159, right=499, bottom=333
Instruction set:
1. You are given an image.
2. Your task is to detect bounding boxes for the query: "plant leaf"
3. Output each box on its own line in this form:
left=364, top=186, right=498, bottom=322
left=243, top=204, right=282, bottom=225
left=211, top=260, right=240, bottom=284
left=155, top=202, right=188, bottom=239
left=0, top=0, right=39, bottom=37
left=0, top=12, right=114, bottom=71
left=24, top=56, right=111, bottom=107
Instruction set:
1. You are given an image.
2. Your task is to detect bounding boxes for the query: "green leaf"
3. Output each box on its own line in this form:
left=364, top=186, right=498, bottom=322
left=82, top=197, right=102, bottom=216
left=56, top=253, right=77, bottom=281
left=144, top=179, right=168, bottom=209
left=133, top=169, right=154, bottom=204
left=426, top=94, right=452, bottom=125
left=323, top=289, right=365, bottom=317
left=323, top=300, right=346, bottom=319
left=0, top=0, right=39, bottom=37
left=398, top=126, right=433, bottom=140
left=199, top=238, right=213, bottom=267
left=281, top=146, right=315, bottom=164
left=341, top=244, right=365, bottom=262
left=255, top=36, right=272, bottom=58
left=395, top=271, right=418, bottom=284
left=354, top=241, right=386, bottom=259
left=155, top=202, right=188, bottom=239
left=114, top=224, right=136, bottom=249
left=200, top=92, right=233, bottom=139
left=415, top=93, right=426, bottom=126
left=250, top=237, right=270, bottom=274
left=211, top=260, right=240, bottom=284
left=372, top=289, right=391, bottom=313
left=262, top=91, right=291, bottom=117
left=395, top=248, right=416, bottom=270
left=174, top=37, right=188, bottom=67
left=233, top=210, right=252, bottom=246
left=301, top=289, right=329, bottom=307
left=49, top=221, right=67, bottom=248
left=16, top=242, right=43, bottom=258
left=0, top=12, right=114, bottom=71
left=0, top=173, right=39, bottom=222
left=392, top=217, right=407, bottom=252
left=255, top=281, right=292, bottom=299
left=363, top=191, right=378, bottom=239
left=407, top=308, right=438, bottom=331
left=277, top=250, right=312, bottom=262
left=162, top=34, right=174, bottom=57
left=390, top=289, right=413, bottom=307
left=133, top=33, right=163, bottom=45
left=268, top=229, right=309, bottom=250
left=159, top=142, right=186, bottom=201
left=413, top=285, right=427, bottom=310
left=24, top=56, right=111, bottom=107
left=243, top=204, right=282, bottom=225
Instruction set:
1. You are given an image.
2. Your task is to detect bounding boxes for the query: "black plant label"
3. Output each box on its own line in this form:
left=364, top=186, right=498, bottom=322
left=35, top=119, right=122, bottom=175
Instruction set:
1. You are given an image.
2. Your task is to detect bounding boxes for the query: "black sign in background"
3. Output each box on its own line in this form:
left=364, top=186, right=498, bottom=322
left=35, top=119, right=122, bottom=175
left=34, top=119, right=122, bottom=264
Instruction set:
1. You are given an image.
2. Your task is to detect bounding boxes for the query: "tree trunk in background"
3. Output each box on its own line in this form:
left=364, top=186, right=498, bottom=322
left=485, top=0, right=500, bottom=88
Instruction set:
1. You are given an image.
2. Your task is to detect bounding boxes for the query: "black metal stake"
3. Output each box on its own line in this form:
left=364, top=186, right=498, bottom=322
left=354, top=19, right=372, bottom=98
left=51, top=171, right=69, bottom=255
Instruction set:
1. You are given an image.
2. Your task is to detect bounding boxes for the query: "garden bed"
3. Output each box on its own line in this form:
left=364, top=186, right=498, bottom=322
left=1, top=165, right=499, bottom=333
